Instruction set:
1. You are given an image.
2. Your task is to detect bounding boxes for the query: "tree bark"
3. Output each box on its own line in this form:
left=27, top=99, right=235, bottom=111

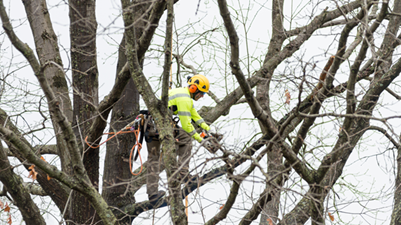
left=260, top=146, right=283, bottom=224
left=0, top=142, right=46, bottom=225
left=102, top=34, right=139, bottom=225
left=102, top=1, right=159, bottom=224
left=391, top=135, right=401, bottom=224
left=68, top=0, right=100, bottom=223
left=121, top=0, right=187, bottom=223
left=22, top=0, right=74, bottom=175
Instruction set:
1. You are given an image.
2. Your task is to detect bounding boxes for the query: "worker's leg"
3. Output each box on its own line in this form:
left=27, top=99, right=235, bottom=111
left=146, top=138, right=161, bottom=198
left=175, top=127, right=192, bottom=177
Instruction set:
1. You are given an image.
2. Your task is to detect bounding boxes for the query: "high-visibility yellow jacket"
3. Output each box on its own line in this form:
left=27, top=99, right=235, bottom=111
left=168, top=87, right=210, bottom=142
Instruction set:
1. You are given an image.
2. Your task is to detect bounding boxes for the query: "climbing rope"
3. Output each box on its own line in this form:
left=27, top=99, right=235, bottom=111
left=85, top=125, right=144, bottom=176
left=129, top=127, right=143, bottom=176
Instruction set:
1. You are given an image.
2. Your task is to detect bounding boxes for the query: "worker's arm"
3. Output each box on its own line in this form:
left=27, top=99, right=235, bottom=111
left=190, top=106, right=210, bottom=131
left=177, top=101, right=203, bottom=142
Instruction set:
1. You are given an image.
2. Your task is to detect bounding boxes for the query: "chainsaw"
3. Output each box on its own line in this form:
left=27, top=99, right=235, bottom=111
left=200, top=131, right=223, bottom=154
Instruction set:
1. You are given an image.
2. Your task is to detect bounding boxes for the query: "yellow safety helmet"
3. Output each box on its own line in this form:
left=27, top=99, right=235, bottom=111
left=187, top=74, right=210, bottom=93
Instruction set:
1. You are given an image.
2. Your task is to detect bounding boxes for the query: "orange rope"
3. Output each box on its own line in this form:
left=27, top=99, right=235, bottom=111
left=84, top=128, right=134, bottom=149
left=84, top=126, right=144, bottom=176
left=185, top=196, right=189, bottom=217
left=129, top=127, right=143, bottom=176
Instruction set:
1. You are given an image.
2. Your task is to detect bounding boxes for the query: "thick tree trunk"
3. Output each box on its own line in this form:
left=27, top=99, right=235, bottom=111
left=69, top=0, right=99, bottom=223
left=102, top=35, right=139, bottom=224
left=13, top=1, right=75, bottom=218
left=22, top=0, right=74, bottom=174
left=121, top=0, right=188, bottom=223
left=102, top=1, right=152, bottom=223
left=22, top=0, right=73, bottom=120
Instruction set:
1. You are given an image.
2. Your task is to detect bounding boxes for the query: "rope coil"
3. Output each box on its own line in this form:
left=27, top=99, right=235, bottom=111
left=85, top=125, right=144, bottom=176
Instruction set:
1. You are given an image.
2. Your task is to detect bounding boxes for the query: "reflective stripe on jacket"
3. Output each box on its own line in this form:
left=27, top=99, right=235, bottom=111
left=168, top=87, right=210, bottom=142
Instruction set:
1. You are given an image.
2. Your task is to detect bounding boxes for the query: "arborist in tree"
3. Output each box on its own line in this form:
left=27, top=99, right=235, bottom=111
left=145, top=74, right=220, bottom=205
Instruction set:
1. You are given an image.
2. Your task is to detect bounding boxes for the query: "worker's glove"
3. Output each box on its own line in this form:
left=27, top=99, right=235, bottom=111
left=201, top=130, right=224, bottom=142
left=201, top=137, right=218, bottom=154
left=200, top=131, right=210, bottom=139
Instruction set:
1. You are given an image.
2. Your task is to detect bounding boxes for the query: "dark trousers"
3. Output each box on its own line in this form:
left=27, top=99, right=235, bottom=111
left=146, top=126, right=192, bottom=197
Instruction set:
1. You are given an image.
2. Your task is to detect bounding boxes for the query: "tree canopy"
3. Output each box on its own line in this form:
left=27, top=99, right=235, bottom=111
left=1, top=0, right=401, bottom=224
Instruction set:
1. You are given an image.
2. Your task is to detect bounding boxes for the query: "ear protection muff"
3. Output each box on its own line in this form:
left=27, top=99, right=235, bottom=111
left=189, top=84, right=198, bottom=93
